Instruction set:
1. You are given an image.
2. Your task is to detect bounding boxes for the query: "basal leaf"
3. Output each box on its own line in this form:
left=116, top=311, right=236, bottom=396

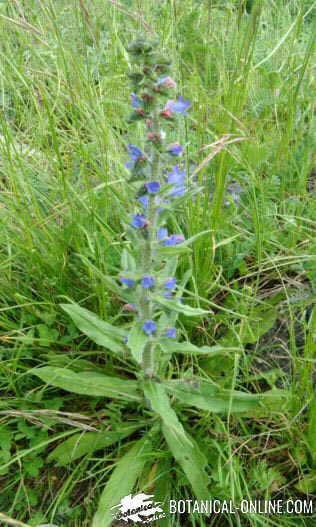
left=60, top=303, right=125, bottom=353
left=47, top=425, right=140, bottom=466
left=92, top=435, right=153, bottom=527
left=165, top=378, right=282, bottom=414
left=143, top=381, right=209, bottom=499
left=32, top=367, right=141, bottom=401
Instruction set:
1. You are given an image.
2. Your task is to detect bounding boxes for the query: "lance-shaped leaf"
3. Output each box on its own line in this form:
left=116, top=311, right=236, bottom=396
left=143, top=381, right=209, bottom=499
left=160, top=340, right=232, bottom=355
left=121, top=248, right=137, bottom=271
left=61, top=304, right=126, bottom=353
left=157, top=245, right=192, bottom=256
left=127, top=323, right=148, bottom=364
left=48, top=424, right=141, bottom=466
left=165, top=378, right=285, bottom=414
left=32, top=367, right=141, bottom=402
left=155, top=295, right=210, bottom=317
left=92, top=435, right=153, bottom=527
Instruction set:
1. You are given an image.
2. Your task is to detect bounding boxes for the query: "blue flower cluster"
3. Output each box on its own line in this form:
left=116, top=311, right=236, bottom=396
left=119, top=37, right=193, bottom=366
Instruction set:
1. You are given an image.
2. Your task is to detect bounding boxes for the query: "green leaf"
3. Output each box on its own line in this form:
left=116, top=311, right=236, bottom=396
left=127, top=323, right=148, bottom=364
left=179, top=229, right=211, bottom=248
left=165, top=378, right=281, bottom=414
left=155, top=296, right=210, bottom=317
left=60, top=304, right=125, bottom=353
left=295, top=472, right=316, bottom=494
left=143, top=381, right=209, bottom=499
left=219, top=304, right=277, bottom=347
left=32, top=367, right=141, bottom=402
left=121, top=248, right=137, bottom=271
left=92, top=435, right=153, bottom=527
left=79, top=255, right=122, bottom=296
left=48, top=425, right=140, bottom=466
left=160, top=340, right=233, bottom=355
left=157, top=245, right=191, bottom=256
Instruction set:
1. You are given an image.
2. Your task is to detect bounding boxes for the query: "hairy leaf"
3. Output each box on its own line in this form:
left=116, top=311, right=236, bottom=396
left=61, top=303, right=126, bottom=353
left=127, top=323, right=148, bottom=364
left=48, top=425, right=140, bottom=466
left=160, top=340, right=232, bottom=355
left=143, top=381, right=209, bottom=499
left=32, top=367, right=141, bottom=401
left=166, top=378, right=284, bottom=414
left=92, top=435, right=153, bottom=527
left=155, top=296, right=210, bottom=316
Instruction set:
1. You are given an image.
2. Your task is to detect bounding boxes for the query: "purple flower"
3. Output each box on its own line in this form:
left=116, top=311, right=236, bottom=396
left=131, top=214, right=147, bottom=229
left=142, top=320, right=157, bottom=335
left=138, top=196, right=149, bottom=208
left=167, top=165, right=186, bottom=197
left=141, top=275, right=155, bottom=288
left=157, top=227, right=168, bottom=240
left=164, top=277, right=177, bottom=289
left=165, top=96, right=191, bottom=115
left=145, top=181, right=160, bottom=194
left=157, top=76, right=177, bottom=89
left=167, top=143, right=183, bottom=157
left=131, top=93, right=142, bottom=109
left=163, top=234, right=185, bottom=246
left=119, top=277, right=135, bottom=288
left=123, top=303, right=137, bottom=312
left=165, top=327, right=177, bottom=339
left=125, top=144, right=144, bottom=170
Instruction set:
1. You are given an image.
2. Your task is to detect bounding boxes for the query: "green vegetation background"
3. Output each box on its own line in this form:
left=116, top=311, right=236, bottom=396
left=0, top=0, right=315, bottom=525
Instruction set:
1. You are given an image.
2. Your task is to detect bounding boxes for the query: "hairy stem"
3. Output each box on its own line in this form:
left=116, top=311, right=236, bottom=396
left=141, top=107, right=161, bottom=377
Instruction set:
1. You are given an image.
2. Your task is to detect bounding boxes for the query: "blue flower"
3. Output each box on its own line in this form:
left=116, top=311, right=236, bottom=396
left=167, top=165, right=186, bottom=197
left=138, top=196, right=149, bottom=208
left=163, top=234, right=185, bottom=246
left=119, top=277, right=135, bottom=288
left=157, top=227, right=168, bottom=241
left=142, top=320, right=157, bottom=335
left=165, top=96, right=191, bottom=115
left=131, top=93, right=142, bottom=109
left=164, top=277, right=177, bottom=289
left=141, top=275, right=155, bottom=288
left=145, top=181, right=160, bottom=194
left=125, top=144, right=144, bottom=170
left=131, top=214, right=147, bottom=228
left=165, top=327, right=177, bottom=339
left=167, top=143, right=183, bottom=157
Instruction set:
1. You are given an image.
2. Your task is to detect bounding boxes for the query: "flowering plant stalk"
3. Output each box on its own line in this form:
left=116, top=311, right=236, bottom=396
left=120, top=36, right=208, bottom=380
left=30, top=36, right=282, bottom=527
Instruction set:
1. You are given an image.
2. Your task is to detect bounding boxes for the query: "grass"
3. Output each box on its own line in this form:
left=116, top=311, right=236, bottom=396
left=0, top=0, right=316, bottom=525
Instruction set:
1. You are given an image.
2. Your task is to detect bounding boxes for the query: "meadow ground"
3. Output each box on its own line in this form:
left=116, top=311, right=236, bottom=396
left=0, top=0, right=316, bottom=526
